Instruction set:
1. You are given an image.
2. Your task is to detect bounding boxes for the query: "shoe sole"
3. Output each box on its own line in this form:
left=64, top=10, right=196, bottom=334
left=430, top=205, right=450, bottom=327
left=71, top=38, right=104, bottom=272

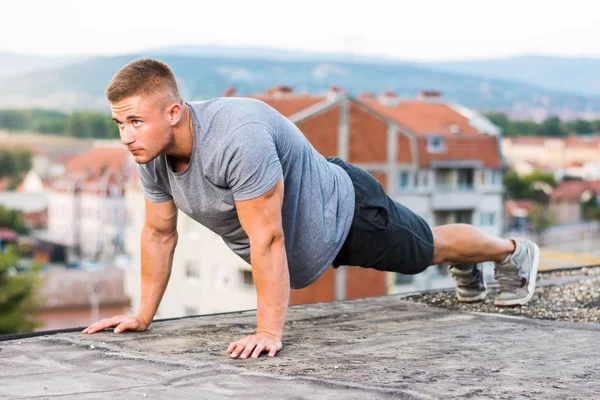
left=457, top=290, right=488, bottom=303
left=494, top=242, right=540, bottom=306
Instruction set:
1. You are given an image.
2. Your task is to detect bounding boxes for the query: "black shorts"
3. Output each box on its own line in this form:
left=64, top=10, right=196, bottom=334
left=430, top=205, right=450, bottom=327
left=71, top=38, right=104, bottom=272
left=328, top=157, right=435, bottom=275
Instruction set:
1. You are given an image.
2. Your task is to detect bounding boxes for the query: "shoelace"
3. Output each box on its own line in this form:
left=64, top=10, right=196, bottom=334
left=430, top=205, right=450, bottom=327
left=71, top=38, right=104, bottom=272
left=495, top=261, right=523, bottom=292
left=451, top=265, right=482, bottom=288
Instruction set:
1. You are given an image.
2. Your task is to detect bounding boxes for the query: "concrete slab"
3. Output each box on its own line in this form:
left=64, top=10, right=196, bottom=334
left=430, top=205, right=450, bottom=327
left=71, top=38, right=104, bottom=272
left=1, top=296, right=600, bottom=399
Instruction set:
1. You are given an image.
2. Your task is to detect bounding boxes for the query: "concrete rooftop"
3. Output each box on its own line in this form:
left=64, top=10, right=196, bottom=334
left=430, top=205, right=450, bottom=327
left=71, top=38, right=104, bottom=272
left=2, top=295, right=600, bottom=399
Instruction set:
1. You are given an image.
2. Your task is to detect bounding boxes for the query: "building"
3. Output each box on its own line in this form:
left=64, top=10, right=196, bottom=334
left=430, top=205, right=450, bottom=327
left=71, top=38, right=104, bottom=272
left=48, top=145, right=134, bottom=260
left=503, top=135, right=600, bottom=180
left=123, top=87, right=503, bottom=317
left=36, top=266, right=129, bottom=330
left=123, top=171, right=257, bottom=319
left=549, top=180, right=600, bottom=224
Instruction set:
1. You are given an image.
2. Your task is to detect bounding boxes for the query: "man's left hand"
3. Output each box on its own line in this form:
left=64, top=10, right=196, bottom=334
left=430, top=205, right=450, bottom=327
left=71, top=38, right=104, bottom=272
left=226, top=332, right=283, bottom=359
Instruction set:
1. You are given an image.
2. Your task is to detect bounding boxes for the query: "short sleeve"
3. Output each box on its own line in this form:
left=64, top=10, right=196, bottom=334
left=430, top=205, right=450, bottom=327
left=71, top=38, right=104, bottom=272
left=222, top=122, right=283, bottom=201
left=137, top=163, right=173, bottom=203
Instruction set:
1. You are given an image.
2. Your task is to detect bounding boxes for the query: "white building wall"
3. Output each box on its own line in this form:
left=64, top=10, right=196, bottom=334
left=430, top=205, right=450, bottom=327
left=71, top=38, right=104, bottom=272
left=80, top=193, right=103, bottom=258
left=123, top=186, right=256, bottom=320
left=48, top=191, right=78, bottom=247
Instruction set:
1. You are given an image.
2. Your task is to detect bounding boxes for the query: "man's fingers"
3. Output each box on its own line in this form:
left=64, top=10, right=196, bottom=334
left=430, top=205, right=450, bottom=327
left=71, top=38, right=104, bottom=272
left=251, top=344, right=265, bottom=359
left=114, top=319, right=135, bottom=334
left=82, top=316, right=125, bottom=334
left=230, top=342, right=246, bottom=358
left=226, top=342, right=236, bottom=354
left=83, top=320, right=111, bottom=334
left=268, top=345, right=277, bottom=357
left=239, top=342, right=256, bottom=359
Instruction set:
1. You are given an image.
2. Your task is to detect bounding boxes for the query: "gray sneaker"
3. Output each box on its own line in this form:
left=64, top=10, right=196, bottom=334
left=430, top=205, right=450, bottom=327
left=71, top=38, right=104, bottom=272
left=449, top=263, right=488, bottom=302
left=494, top=238, right=540, bottom=306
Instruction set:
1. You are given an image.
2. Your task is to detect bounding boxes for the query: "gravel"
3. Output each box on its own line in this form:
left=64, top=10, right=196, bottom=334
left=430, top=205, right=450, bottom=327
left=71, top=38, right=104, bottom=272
left=405, top=266, right=600, bottom=323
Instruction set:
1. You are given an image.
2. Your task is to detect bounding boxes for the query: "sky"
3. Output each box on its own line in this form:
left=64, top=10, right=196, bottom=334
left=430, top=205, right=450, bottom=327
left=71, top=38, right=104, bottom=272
left=2, top=0, right=600, bottom=61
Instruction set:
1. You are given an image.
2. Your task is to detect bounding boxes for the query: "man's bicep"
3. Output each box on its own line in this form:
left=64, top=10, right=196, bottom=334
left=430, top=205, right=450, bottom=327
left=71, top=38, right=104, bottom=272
left=235, top=177, right=284, bottom=242
left=144, top=198, right=178, bottom=235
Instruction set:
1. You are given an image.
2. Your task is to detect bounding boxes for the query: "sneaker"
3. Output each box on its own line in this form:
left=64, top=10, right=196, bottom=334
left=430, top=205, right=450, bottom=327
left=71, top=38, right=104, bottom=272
left=494, top=238, right=540, bottom=306
left=449, top=263, right=488, bottom=302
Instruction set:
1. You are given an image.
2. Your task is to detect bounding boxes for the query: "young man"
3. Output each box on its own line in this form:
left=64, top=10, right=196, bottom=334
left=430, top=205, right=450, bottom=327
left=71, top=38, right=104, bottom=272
left=83, top=58, right=540, bottom=360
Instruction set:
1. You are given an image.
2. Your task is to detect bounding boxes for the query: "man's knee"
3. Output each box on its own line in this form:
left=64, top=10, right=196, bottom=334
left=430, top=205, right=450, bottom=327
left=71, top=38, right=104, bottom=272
left=431, top=226, right=450, bottom=265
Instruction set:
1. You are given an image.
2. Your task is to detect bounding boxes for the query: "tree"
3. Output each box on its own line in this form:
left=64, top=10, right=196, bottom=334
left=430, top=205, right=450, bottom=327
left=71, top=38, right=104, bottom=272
left=528, top=204, right=553, bottom=245
left=503, top=170, right=530, bottom=199
left=0, top=206, right=29, bottom=234
left=565, top=119, right=593, bottom=135
left=537, top=116, right=565, bottom=137
left=0, top=246, right=42, bottom=334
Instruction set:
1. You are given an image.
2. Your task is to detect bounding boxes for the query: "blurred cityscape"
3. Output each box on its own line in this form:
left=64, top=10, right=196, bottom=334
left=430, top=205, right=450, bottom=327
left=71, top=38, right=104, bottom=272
left=3, top=47, right=600, bottom=333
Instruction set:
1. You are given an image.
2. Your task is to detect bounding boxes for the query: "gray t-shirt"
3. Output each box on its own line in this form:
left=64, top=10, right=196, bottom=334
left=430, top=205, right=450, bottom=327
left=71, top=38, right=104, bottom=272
left=137, top=97, right=355, bottom=288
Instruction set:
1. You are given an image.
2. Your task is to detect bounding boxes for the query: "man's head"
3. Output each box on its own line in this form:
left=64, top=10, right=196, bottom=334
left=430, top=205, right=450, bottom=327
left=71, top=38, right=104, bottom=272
left=107, top=58, right=186, bottom=164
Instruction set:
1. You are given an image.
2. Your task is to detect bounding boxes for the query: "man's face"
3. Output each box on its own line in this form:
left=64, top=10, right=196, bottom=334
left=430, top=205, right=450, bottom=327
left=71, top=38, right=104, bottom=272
left=110, top=94, right=174, bottom=164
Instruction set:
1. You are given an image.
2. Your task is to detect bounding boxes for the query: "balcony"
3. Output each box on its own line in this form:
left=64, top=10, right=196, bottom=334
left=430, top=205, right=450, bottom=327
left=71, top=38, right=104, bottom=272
left=431, top=184, right=481, bottom=210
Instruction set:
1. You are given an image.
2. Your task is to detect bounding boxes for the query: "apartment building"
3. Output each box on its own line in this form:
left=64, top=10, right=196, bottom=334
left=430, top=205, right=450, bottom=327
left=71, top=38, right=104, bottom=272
left=48, top=146, right=134, bottom=260
left=503, top=135, right=600, bottom=180
left=122, top=87, right=503, bottom=317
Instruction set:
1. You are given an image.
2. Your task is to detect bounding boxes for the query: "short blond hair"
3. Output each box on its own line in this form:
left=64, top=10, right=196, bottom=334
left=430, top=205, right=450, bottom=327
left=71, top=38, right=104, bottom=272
left=105, top=58, right=182, bottom=106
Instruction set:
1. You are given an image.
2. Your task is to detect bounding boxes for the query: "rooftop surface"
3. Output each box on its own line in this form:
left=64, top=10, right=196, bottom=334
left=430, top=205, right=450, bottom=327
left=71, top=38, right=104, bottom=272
left=2, top=280, right=600, bottom=400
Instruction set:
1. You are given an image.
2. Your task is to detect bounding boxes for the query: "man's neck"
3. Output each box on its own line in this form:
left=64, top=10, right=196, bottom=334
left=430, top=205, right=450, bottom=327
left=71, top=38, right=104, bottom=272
left=167, top=104, right=194, bottom=171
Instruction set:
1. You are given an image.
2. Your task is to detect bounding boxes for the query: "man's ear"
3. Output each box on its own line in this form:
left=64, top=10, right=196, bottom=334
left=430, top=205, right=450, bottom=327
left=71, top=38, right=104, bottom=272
left=167, top=102, right=183, bottom=126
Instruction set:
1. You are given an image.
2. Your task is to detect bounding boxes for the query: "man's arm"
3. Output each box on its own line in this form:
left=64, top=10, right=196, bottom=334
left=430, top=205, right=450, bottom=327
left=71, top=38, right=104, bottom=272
left=226, top=177, right=288, bottom=358
left=83, top=198, right=178, bottom=334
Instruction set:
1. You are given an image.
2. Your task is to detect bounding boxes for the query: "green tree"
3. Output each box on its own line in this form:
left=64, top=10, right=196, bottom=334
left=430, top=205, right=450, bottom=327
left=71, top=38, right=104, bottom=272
left=536, top=116, right=565, bottom=137
left=0, top=150, right=18, bottom=178
left=528, top=203, right=553, bottom=245
left=0, top=246, right=42, bottom=334
left=503, top=170, right=530, bottom=199
left=565, top=119, right=593, bottom=134
left=0, top=206, right=29, bottom=234
left=523, top=171, right=556, bottom=188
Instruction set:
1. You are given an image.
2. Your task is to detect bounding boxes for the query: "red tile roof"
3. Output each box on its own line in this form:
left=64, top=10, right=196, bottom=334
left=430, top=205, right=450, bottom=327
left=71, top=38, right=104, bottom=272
left=550, top=180, right=600, bottom=202
left=65, top=147, right=130, bottom=175
left=249, top=89, right=501, bottom=168
left=418, top=135, right=501, bottom=168
left=251, top=94, right=325, bottom=117
left=0, top=228, right=18, bottom=241
left=364, top=99, right=482, bottom=136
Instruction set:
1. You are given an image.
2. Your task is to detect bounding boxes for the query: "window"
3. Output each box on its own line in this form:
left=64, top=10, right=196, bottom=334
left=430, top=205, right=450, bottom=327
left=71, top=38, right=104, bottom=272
left=480, top=170, right=487, bottom=186
left=457, top=169, right=474, bottom=190
left=479, top=212, right=495, bottom=227
left=241, top=270, right=253, bottom=286
left=455, top=211, right=472, bottom=224
left=491, top=170, right=498, bottom=185
left=427, top=136, right=446, bottom=153
left=185, top=261, right=200, bottom=282
left=413, top=172, right=419, bottom=188
left=399, top=171, right=410, bottom=189
left=421, top=171, right=429, bottom=188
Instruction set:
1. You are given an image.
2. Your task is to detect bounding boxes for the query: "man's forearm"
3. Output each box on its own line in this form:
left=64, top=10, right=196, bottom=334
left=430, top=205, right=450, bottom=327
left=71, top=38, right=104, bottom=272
left=138, top=225, right=178, bottom=323
left=252, top=236, right=290, bottom=339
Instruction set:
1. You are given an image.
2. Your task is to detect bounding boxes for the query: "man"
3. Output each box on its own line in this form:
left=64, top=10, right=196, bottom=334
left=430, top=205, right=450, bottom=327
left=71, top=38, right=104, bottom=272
left=83, top=58, right=540, bottom=360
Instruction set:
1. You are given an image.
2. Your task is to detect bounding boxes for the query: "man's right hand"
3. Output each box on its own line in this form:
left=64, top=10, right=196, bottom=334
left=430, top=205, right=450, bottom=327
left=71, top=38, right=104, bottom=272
left=82, top=315, right=149, bottom=334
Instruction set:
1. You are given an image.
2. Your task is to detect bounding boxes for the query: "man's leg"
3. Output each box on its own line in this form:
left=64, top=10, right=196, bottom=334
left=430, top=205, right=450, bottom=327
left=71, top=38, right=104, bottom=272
left=430, top=223, right=514, bottom=265
left=430, top=223, right=540, bottom=306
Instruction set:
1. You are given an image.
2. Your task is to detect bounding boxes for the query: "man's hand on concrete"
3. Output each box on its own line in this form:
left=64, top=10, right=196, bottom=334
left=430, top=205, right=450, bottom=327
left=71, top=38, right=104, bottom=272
left=226, top=332, right=283, bottom=359
left=82, top=315, right=149, bottom=334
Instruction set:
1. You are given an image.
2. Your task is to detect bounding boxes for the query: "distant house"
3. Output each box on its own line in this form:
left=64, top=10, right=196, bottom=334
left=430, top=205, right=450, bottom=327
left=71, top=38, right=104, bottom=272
left=36, top=266, right=130, bottom=331
left=0, top=228, right=18, bottom=251
left=549, top=180, right=600, bottom=224
left=503, top=135, right=600, bottom=180
left=504, top=200, right=536, bottom=231
left=48, top=146, right=134, bottom=260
